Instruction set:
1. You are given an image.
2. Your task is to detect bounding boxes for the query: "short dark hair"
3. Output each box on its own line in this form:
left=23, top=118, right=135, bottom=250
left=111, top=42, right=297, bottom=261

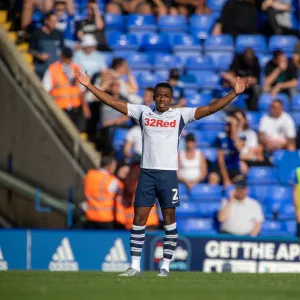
left=273, top=50, right=285, bottom=59
left=169, top=68, right=180, bottom=80
left=111, top=58, right=126, bottom=70
left=100, top=156, right=115, bottom=168
left=61, top=47, right=73, bottom=59
left=44, top=12, right=56, bottom=22
left=272, top=99, right=283, bottom=106
left=54, top=1, right=67, bottom=6
left=154, top=82, right=173, bottom=96
left=145, top=87, right=154, bottom=93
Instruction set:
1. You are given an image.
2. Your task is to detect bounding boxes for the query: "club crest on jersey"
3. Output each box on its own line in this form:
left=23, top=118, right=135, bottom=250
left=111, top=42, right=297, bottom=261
left=145, top=118, right=176, bottom=128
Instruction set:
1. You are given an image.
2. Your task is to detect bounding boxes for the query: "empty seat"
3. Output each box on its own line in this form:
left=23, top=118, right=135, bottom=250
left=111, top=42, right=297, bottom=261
left=158, top=15, right=187, bottom=32
left=291, top=94, right=300, bottom=111
left=177, top=218, right=216, bottom=234
left=260, top=221, right=286, bottom=236
left=247, top=167, right=278, bottom=184
left=127, top=53, right=151, bottom=71
left=137, top=72, right=161, bottom=89
left=206, top=51, right=234, bottom=71
left=186, top=56, right=215, bottom=71
left=204, top=35, right=234, bottom=52
left=269, top=35, right=298, bottom=56
left=189, top=15, right=215, bottom=39
left=292, top=112, right=300, bottom=126
left=141, top=33, right=171, bottom=52
left=285, top=220, right=297, bottom=236
left=278, top=203, right=295, bottom=220
left=197, top=111, right=226, bottom=130
left=186, top=93, right=212, bottom=107
left=127, top=14, right=156, bottom=32
left=176, top=202, right=198, bottom=218
left=235, top=35, right=268, bottom=54
left=201, top=148, right=218, bottom=163
left=105, top=14, right=125, bottom=31
left=178, top=183, right=189, bottom=202
left=190, top=184, right=223, bottom=201
left=153, top=54, right=182, bottom=70
left=257, top=54, right=272, bottom=68
left=249, top=185, right=274, bottom=203
left=108, top=32, right=139, bottom=51
left=113, top=128, right=128, bottom=151
left=188, top=71, right=221, bottom=90
left=246, top=112, right=262, bottom=130
left=196, top=201, right=220, bottom=218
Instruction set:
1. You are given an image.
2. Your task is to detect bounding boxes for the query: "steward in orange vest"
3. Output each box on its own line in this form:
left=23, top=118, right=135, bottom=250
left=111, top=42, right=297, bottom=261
left=83, top=156, right=122, bottom=230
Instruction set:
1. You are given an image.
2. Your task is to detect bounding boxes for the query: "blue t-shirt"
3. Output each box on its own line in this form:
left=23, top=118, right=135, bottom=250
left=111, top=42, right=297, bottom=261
left=56, top=13, right=75, bottom=40
left=172, top=84, right=184, bottom=104
left=215, top=132, right=245, bottom=170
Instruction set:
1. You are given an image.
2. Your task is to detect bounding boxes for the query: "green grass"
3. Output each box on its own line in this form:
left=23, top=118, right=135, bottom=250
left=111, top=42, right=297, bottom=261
left=1, top=272, right=300, bottom=300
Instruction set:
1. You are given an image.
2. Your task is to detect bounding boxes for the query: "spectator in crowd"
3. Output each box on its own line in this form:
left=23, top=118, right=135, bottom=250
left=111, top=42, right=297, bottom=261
left=264, top=50, right=298, bottom=97
left=135, top=1, right=154, bottom=14
left=234, top=110, right=264, bottom=162
left=73, top=34, right=107, bottom=78
left=293, top=43, right=300, bottom=75
left=194, top=0, right=212, bottom=15
left=212, top=0, right=259, bottom=37
left=222, top=48, right=261, bottom=111
left=75, top=0, right=108, bottom=51
left=261, top=0, right=299, bottom=37
left=258, top=99, right=296, bottom=152
left=178, top=133, right=208, bottom=190
left=168, top=69, right=186, bottom=108
left=209, top=115, right=246, bottom=186
left=105, top=2, right=122, bottom=14
left=143, top=87, right=155, bottom=107
left=218, top=175, right=264, bottom=236
left=52, top=0, right=74, bottom=46
left=42, top=47, right=90, bottom=131
left=30, top=12, right=64, bottom=78
left=293, top=166, right=300, bottom=237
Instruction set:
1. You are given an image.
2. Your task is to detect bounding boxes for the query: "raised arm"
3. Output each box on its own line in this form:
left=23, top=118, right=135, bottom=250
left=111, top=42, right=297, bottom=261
left=74, top=69, right=128, bottom=115
left=194, top=77, right=252, bottom=120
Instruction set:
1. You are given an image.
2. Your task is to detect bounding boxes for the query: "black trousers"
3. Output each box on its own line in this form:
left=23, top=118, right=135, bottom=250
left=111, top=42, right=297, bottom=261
left=86, top=102, right=101, bottom=143
left=84, top=220, right=114, bottom=230
left=64, top=107, right=85, bottom=132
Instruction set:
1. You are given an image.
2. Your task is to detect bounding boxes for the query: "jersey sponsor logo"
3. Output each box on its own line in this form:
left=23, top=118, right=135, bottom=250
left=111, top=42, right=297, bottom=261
left=48, top=238, right=79, bottom=271
left=0, top=248, right=8, bottom=271
left=101, top=238, right=130, bottom=272
left=145, top=118, right=177, bottom=128
left=150, top=236, right=192, bottom=271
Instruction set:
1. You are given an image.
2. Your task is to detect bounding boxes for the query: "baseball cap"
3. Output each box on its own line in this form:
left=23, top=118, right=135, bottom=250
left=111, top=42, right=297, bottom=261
left=233, top=175, right=247, bottom=188
left=185, top=133, right=196, bottom=142
left=81, top=34, right=98, bottom=48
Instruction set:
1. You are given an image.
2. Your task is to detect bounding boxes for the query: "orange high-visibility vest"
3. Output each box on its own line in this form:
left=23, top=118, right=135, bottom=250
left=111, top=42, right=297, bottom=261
left=115, top=180, right=126, bottom=226
left=84, top=169, right=118, bottom=223
left=48, top=61, right=82, bottom=110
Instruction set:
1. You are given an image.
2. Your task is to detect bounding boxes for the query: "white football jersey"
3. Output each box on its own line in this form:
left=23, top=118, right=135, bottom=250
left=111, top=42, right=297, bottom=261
left=127, top=104, right=197, bottom=170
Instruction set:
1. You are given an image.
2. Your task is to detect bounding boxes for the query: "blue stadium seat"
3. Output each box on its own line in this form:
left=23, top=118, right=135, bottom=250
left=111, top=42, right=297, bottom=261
left=291, top=94, right=300, bottom=111
left=178, top=183, right=189, bottom=202
left=278, top=203, right=295, bottom=220
left=157, top=15, right=188, bottom=32
left=112, top=128, right=128, bottom=159
left=260, top=221, right=286, bottom=237
left=104, top=14, right=125, bottom=31
left=102, top=52, right=114, bottom=67
left=188, top=71, right=221, bottom=90
left=189, top=15, right=215, bottom=39
left=206, top=51, right=234, bottom=72
left=276, top=93, right=290, bottom=110
left=292, top=112, right=300, bottom=126
left=176, top=202, right=198, bottom=218
left=249, top=184, right=275, bottom=203
left=108, top=33, right=139, bottom=51
left=265, top=186, right=293, bottom=213
left=127, top=53, right=151, bottom=71
left=197, top=111, right=226, bottom=130
left=247, top=167, right=278, bottom=184
left=136, top=72, right=161, bottom=89
left=141, top=33, right=171, bottom=52
left=186, top=131, right=210, bottom=148
left=196, top=202, right=220, bottom=218
left=180, top=74, right=199, bottom=90
left=235, top=35, right=268, bottom=54
left=186, top=93, right=212, bottom=107
left=127, top=14, right=156, bottom=32
left=190, top=184, right=223, bottom=201
left=258, top=93, right=289, bottom=111
left=269, top=35, right=298, bottom=56
left=204, top=35, right=234, bottom=52
left=201, top=148, right=218, bottom=163
left=177, top=218, right=216, bottom=234
left=207, top=0, right=228, bottom=11
left=285, top=220, right=297, bottom=236
left=153, top=54, right=182, bottom=70
left=186, top=56, right=215, bottom=71
left=257, top=54, right=272, bottom=68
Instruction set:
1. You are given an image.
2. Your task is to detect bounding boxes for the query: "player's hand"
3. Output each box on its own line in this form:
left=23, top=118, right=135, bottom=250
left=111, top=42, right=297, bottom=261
left=228, top=190, right=236, bottom=202
left=233, top=76, right=252, bottom=95
left=74, top=69, right=91, bottom=87
left=270, top=83, right=282, bottom=97
left=39, top=53, right=50, bottom=61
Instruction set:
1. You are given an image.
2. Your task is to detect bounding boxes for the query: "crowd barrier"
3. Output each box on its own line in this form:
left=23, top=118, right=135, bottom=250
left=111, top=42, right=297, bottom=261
left=0, top=229, right=299, bottom=273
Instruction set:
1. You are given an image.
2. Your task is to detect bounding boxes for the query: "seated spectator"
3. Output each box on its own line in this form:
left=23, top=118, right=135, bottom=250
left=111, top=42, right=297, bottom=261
left=52, top=0, right=74, bottom=46
left=259, top=99, right=296, bottom=152
left=218, top=175, right=264, bottom=236
left=209, top=115, right=246, bottom=186
left=168, top=69, right=186, bottom=108
left=234, top=110, right=264, bottom=162
left=293, top=42, right=300, bottom=75
left=73, top=34, right=107, bottom=78
left=293, top=166, right=300, bottom=237
left=75, top=0, right=108, bottom=51
left=30, top=12, right=64, bottom=78
left=105, top=1, right=122, bottom=14
left=222, top=48, right=261, bottom=111
left=178, top=133, right=208, bottom=190
left=212, top=0, right=259, bottom=37
left=264, top=50, right=298, bottom=97
left=261, top=0, right=299, bottom=37
left=42, top=47, right=90, bottom=131
left=135, top=1, right=154, bottom=14
left=194, top=0, right=212, bottom=15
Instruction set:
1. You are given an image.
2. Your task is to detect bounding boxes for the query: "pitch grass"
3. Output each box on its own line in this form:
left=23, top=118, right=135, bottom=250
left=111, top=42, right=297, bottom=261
left=1, top=272, right=300, bottom=300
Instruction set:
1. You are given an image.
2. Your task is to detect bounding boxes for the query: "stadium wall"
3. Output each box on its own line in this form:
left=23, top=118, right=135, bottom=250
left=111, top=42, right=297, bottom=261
left=0, top=229, right=299, bottom=273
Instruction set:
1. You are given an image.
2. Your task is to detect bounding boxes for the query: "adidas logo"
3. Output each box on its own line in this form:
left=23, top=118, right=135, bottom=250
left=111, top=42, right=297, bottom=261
left=48, top=238, right=79, bottom=271
left=0, top=247, right=8, bottom=271
left=101, top=238, right=130, bottom=272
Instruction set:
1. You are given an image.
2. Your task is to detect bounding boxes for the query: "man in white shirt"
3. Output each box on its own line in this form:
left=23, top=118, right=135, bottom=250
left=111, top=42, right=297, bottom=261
left=74, top=68, right=251, bottom=277
left=259, top=99, right=296, bottom=152
left=218, top=175, right=264, bottom=236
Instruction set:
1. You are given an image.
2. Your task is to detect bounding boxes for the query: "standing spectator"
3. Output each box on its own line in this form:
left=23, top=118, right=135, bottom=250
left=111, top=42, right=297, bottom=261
left=293, top=43, right=300, bottom=75
left=73, top=34, right=107, bottom=78
left=30, top=12, right=64, bottom=78
left=209, top=115, right=246, bottom=186
left=293, top=167, right=300, bottom=237
left=168, top=69, right=186, bottom=108
left=75, top=0, right=108, bottom=51
left=258, top=99, right=296, bottom=152
left=178, top=133, right=208, bottom=190
left=212, top=0, right=259, bottom=37
left=53, top=0, right=75, bottom=46
left=42, top=47, right=90, bottom=131
left=222, top=48, right=261, bottom=111
left=264, top=50, right=298, bottom=97
left=218, top=175, right=264, bottom=236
